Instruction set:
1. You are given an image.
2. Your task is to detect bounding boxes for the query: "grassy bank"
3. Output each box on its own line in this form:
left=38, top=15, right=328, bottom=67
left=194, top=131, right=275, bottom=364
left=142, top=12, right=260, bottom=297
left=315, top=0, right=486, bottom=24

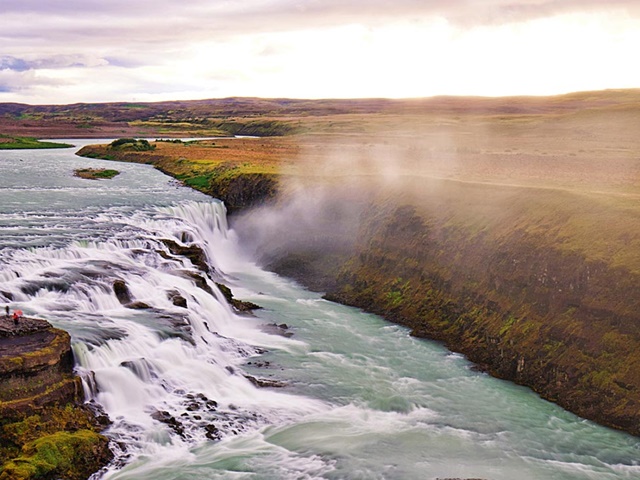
left=0, top=136, right=73, bottom=149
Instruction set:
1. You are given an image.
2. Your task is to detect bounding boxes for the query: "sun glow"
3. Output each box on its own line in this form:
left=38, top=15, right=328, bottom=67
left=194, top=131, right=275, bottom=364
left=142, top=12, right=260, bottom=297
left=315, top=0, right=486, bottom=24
left=174, top=11, right=640, bottom=100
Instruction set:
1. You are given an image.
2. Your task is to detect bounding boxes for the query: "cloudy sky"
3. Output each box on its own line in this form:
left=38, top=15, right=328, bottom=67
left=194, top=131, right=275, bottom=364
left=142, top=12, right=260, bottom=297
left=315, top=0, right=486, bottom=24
left=1, top=0, right=639, bottom=104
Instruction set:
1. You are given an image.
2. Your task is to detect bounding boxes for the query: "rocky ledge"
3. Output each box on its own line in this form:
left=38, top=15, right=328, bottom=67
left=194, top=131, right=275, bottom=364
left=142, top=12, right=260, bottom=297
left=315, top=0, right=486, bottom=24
left=0, top=315, right=112, bottom=480
left=0, top=316, right=79, bottom=415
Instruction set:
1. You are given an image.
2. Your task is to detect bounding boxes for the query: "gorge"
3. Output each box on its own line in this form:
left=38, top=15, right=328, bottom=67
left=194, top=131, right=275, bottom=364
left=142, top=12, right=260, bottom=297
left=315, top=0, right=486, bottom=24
left=2, top=91, right=640, bottom=478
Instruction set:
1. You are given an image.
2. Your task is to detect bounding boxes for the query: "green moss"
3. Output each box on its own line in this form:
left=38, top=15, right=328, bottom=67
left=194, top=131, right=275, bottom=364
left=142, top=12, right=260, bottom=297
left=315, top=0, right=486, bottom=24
left=0, top=405, right=112, bottom=480
left=0, top=430, right=108, bottom=480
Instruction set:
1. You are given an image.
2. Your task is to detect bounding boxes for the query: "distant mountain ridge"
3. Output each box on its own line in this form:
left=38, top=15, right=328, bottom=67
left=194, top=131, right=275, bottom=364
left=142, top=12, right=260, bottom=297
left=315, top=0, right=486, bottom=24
left=2, top=88, right=640, bottom=120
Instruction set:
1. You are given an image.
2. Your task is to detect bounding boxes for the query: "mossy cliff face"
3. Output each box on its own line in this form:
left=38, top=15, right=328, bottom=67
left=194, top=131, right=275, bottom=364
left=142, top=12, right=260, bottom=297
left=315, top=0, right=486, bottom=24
left=0, top=320, right=112, bottom=478
left=0, top=407, right=112, bottom=480
left=240, top=178, right=640, bottom=437
left=321, top=208, right=640, bottom=434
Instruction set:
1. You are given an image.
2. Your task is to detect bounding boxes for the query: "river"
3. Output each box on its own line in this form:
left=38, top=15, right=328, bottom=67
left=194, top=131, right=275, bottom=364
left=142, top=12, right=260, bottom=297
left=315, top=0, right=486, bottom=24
left=0, top=141, right=638, bottom=479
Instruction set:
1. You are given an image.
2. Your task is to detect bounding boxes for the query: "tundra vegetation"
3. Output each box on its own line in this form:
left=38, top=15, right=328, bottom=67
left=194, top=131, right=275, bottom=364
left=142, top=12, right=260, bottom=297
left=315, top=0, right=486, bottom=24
left=12, top=90, right=640, bottom=437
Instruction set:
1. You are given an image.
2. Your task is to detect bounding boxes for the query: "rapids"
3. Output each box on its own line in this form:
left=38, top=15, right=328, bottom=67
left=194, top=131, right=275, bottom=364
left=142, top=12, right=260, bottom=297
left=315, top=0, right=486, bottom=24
left=0, top=141, right=639, bottom=479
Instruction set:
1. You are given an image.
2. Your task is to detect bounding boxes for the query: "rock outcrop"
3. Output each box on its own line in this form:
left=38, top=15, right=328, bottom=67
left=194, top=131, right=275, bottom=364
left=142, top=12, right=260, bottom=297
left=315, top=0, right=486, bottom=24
left=0, top=316, right=112, bottom=479
left=0, top=317, right=80, bottom=418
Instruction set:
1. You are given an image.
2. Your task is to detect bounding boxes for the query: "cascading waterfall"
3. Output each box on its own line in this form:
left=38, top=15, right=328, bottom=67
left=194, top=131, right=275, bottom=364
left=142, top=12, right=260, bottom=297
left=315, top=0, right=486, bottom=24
left=1, top=200, right=326, bottom=475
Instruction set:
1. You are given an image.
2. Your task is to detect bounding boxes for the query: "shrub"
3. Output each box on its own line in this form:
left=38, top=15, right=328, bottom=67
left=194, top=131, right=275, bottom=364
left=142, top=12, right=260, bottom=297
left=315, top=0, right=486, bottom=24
left=109, top=138, right=155, bottom=151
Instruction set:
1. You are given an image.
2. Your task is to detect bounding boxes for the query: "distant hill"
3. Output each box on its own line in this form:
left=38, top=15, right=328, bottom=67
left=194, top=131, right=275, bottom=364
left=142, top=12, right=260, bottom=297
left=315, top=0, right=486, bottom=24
left=1, top=89, right=640, bottom=138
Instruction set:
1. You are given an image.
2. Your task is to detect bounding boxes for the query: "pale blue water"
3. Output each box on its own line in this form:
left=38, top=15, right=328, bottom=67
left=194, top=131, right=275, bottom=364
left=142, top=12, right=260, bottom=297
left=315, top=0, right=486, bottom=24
left=0, top=142, right=638, bottom=479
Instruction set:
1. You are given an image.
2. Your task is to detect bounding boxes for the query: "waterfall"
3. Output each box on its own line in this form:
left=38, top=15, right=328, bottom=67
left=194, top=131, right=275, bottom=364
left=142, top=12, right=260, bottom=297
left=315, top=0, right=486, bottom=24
left=0, top=200, right=325, bottom=472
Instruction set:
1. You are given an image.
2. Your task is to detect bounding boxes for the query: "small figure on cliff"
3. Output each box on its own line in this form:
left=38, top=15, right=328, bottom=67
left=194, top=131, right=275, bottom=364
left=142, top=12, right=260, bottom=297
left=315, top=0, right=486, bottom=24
left=4, top=305, right=8, bottom=319
left=13, top=311, right=19, bottom=325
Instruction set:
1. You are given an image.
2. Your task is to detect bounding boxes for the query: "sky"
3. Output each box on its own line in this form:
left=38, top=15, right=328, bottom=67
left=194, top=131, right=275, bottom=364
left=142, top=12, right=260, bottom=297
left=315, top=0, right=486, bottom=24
left=1, top=0, right=639, bottom=104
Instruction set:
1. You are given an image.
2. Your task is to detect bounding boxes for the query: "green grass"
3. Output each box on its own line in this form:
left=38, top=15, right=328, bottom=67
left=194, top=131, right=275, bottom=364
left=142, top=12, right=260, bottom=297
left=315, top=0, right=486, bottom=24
left=0, top=136, right=73, bottom=150
left=74, top=168, right=120, bottom=180
left=183, top=174, right=211, bottom=189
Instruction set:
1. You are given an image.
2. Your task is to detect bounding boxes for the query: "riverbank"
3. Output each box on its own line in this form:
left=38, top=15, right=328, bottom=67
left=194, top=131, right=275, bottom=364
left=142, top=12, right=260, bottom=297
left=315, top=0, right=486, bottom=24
left=0, top=136, right=73, bottom=150
left=0, top=315, right=112, bottom=479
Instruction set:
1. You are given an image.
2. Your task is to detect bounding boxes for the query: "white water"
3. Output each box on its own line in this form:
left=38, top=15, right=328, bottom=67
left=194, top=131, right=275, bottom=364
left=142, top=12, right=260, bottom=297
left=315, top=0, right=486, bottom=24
left=1, top=142, right=639, bottom=479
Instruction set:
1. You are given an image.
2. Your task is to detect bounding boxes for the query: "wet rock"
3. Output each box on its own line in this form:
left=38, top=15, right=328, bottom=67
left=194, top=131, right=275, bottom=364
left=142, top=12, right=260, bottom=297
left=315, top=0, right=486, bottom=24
left=180, top=231, right=194, bottom=244
left=247, top=360, right=272, bottom=368
left=204, top=424, right=221, bottom=441
left=196, top=393, right=209, bottom=402
left=244, top=374, right=286, bottom=388
left=260, top=323, right=293, bottom=338
left=113, top=280, right=132, bottom=304
left=20, top=279, right=70, bottom=295
left=125, top=301, right=152, bottom=310
left=168, top=290, right=188, bottom=308
left=86, top=401, right=112, bottom=428
left=120, top=358, right=155, bottom=380
left=177, top=270, right=214, bottom=295
left=1, top=291, right=14, bottom=301
left=151, top=410, right=185, bottom=438
left=0, top=319, right=113, bottom=479
left=216, top=282, right=261, bottom=312
left=160, top=239, right=211, bottom=273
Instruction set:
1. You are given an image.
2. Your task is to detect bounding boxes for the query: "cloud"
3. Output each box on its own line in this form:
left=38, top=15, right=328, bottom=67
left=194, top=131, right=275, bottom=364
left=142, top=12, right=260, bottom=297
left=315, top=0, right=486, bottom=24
left=0, top=69, right=68, bottom=96
left=0, top=54, right=109, bottom=72
left=2, top=1, right=637, bottom=61
left=104, top=56, right=148, bottom=69
left=0, top=0, right=638, bottom=103
left=2, top=1, right=638, bottom=46
left=0, top=56, right=30, bottom=72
